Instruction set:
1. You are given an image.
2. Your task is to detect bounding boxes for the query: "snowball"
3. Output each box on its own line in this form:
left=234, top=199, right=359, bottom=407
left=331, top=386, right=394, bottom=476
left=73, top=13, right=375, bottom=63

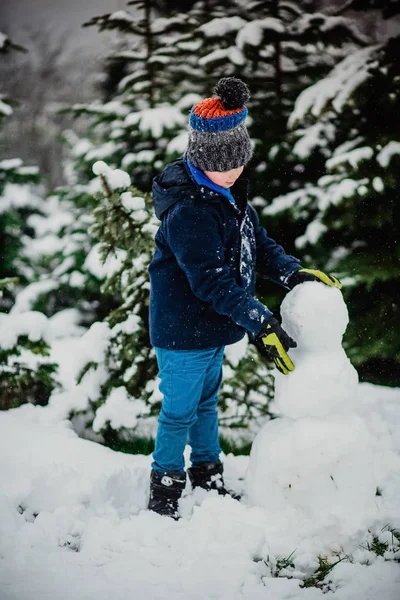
left=245, top=414, right=377, bottom=536
left=274, top=283, right=358, bottom=419
left=281, top=282, right=348, bottom=349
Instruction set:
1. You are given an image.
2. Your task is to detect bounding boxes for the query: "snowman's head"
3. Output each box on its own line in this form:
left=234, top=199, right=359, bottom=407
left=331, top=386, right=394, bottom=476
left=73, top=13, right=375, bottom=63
left=281, top=282, right=348, bottom=350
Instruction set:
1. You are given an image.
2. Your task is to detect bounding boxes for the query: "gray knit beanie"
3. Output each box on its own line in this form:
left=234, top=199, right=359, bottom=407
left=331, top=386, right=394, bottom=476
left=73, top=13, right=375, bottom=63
left=186, top=77, right=253, bottom=172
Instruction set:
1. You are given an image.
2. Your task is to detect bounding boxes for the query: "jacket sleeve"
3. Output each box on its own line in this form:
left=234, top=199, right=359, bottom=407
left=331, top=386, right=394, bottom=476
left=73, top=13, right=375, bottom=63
left=165, top=202, right=272, bottom=336
left=248, top=205, right=302, bottom=287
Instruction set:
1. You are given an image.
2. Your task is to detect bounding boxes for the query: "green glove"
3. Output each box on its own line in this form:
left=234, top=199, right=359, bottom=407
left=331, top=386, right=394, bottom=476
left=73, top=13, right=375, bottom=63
left=255, top=317, right=297, bottom=375
left=288, top=268, right=342, bottom=289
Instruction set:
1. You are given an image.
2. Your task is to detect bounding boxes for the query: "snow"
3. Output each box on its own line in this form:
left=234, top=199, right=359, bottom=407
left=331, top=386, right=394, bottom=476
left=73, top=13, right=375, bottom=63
left=108, top=10, right=135, bottom=23
left=10, top=280, right=58, bottom=314
left=92, top=387, right=149, bottom=433
left=289, top=12, right=364, bottom=41
left=326, top=146, right=374, bottom=171
left=92, top=160, right=111, bottom=176
left=84, top=243, right=127, bottom=280
left=47, top=309, right=85, bottom=340
left=27, top=196, right=74, bottom=236
left=240, top=214, right=255, bottom=289
left=120, top=191, right=145, bottom=212
left=86, top=141, right=122, bottom=162
left=372, top=176, right=384, bottom=192
left=1, top=372, right=400, bottom=598
left=198, top=16, right=246, bottom=38
left=122, top=150, right=155, bottom=166
left=0, top=96, right=13, bottom=116
left=71, top=101, right=129, bottom=118
left=151, top=16, right=186, bottom=34
left=0, top=311, right=51, bottom=348
left=263, top=186, right=322, bottom=217
left=112, top=313, right=141, bottom=336
left=92, top=162, right=131, bottom=191
left=2, top=281, right=400, bottom=599
left=0, top=158, right=23, bottom=170
left=245, top=284, right=400, bottom=569
left=289, top=46, right=378, bottom=127
left=273, top=284, right=357, bottom=416
left=296, top=219, right=327, bottom=248
left=0, top=183, right=42, bottom=213
left=167, top=131, right=189, bottom=155
left=237, top=18, right=285, bottom=50
left=199, top=47, right=245, bottom=67
left=176, top=93, right=202, bottom=111
left=292, top=122, right=335, bottom=159
left=45, top=322, right=112, bottom=422
left=71, top=138, right=93, bottom=157
left=124, top=105, right=186, bottom=138
left=377, top=141, right=400, bottom=168
left=289, top=174, right=370, bottom=248
left=0, top=31, right=8, bottom=49
left=21, top=234, right=65, bottom=260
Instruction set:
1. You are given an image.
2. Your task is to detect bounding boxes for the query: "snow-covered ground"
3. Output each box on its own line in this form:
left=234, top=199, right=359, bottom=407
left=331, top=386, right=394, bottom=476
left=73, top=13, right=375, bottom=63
left=0, top=380, right=400, bottom=600
left=1, top=285, right=400, bottom=598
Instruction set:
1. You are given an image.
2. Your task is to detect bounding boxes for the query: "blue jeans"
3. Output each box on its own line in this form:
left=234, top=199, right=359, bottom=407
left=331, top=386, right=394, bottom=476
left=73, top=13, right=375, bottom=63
left=152, top=346, right=224, bottom=473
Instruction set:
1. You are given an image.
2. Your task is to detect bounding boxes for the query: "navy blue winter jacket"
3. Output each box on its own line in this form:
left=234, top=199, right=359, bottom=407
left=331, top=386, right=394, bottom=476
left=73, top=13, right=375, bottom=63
left=148, top=157, right=302, bottom=350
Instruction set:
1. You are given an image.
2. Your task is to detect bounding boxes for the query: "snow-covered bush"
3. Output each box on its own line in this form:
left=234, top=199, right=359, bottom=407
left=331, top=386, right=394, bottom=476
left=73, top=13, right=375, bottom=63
left=0, top=280, right=58, bottom=410
left=0, top=33, right=59, bottom=409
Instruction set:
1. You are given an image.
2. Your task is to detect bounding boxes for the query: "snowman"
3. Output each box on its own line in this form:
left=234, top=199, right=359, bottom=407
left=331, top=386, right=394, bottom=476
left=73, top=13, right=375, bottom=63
left=245, top=282, right=378, bottom=537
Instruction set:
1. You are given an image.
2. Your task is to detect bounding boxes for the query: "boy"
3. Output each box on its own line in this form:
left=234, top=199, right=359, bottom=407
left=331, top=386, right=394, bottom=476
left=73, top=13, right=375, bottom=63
left=147, top=77, right=341, bottom=519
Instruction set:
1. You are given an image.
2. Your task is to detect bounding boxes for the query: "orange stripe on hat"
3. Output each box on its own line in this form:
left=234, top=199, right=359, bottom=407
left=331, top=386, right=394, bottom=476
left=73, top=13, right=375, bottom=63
left=193, top=97, right=244, bottom=119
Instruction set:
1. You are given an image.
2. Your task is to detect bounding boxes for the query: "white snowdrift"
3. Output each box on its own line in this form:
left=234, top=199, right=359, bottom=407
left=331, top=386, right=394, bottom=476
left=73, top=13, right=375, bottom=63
left=1, top=285, right=399, bottom=598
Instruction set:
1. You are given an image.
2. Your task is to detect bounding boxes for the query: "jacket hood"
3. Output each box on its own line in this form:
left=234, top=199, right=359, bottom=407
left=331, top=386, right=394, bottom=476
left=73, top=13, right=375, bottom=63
left=152, top=156, right=249, bottom=220
left=152, top=158, right=196, bottom=220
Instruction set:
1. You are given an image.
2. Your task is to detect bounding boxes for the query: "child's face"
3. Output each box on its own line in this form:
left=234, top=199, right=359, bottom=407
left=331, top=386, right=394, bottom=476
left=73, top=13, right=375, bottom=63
left=204, top=165, right=244, bottom=188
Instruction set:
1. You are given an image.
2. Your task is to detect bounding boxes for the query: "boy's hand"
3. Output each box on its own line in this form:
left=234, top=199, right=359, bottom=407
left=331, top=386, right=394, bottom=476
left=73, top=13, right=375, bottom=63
left=255, top=317, right=297, bottom=375
left=288, top=268, right=342, bottom=289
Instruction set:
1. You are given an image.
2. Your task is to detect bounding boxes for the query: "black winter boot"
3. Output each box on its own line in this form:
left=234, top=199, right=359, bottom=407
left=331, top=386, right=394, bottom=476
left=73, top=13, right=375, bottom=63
left=148, top=469, right=186, bottom=520
left=187, top=460, right=241, bottom=500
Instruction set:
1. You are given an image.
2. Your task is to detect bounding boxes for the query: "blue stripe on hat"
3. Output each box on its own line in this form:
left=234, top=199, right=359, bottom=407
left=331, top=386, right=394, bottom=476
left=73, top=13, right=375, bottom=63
left=189, top=106, right=248, bottom=132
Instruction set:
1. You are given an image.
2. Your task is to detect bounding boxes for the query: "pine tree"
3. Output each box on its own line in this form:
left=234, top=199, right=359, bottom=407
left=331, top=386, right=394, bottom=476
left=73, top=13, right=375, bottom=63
left=19, top=2, right=199, bottom=323
left=186, top=0, right=366, bottom=203
left=66, top=0, right=199, bottom=193
left=0, top=33, right=58, bottom=409
left=262, top=5, right=400, bottom=384
left=0, top=34, right=41, bottom=304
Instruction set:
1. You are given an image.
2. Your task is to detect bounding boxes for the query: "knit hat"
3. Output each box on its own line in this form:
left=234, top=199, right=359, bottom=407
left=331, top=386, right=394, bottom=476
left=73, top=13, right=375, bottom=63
left=186, top=77, right=253, bottom=172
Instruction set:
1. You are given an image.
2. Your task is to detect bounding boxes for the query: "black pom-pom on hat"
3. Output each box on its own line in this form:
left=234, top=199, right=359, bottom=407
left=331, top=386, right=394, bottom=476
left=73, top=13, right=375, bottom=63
left=214, top=77, right=250, bottom=110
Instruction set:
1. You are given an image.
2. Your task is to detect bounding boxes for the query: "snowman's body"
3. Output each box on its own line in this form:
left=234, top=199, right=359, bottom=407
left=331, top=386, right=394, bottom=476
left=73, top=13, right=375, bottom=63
left=245, top=283, right=377, bottom=535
